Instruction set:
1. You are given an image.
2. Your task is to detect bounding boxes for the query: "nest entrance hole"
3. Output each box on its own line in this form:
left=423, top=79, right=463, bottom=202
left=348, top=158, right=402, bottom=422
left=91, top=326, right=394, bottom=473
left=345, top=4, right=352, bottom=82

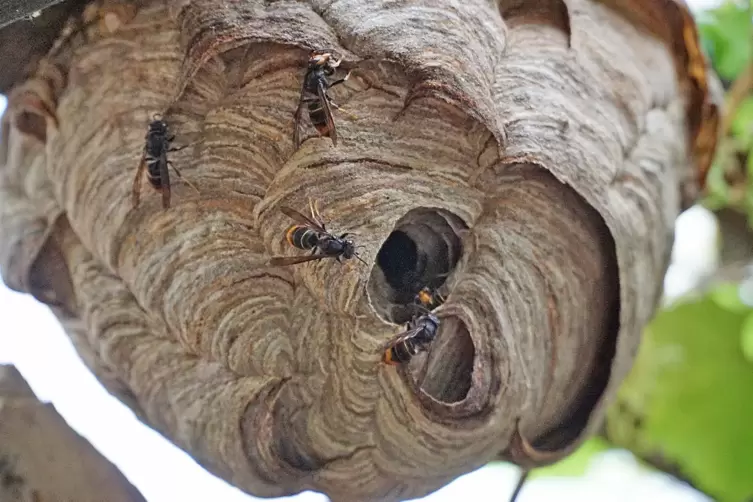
left=369, top=208, right=473, bottom=404
left=370, top=207, right=467, bottom=324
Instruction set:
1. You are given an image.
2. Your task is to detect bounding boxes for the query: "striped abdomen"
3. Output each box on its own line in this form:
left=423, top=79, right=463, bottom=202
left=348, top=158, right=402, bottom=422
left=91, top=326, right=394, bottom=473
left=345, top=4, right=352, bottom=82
left=307, top=101, right=331, bottom=136
left=383, top=338, right=420, bottom=365
left=286, top=225, right=321, bottom=251
left=144, top=121, right=169, bottom=190
left=145, top=156, right=164, bottom=189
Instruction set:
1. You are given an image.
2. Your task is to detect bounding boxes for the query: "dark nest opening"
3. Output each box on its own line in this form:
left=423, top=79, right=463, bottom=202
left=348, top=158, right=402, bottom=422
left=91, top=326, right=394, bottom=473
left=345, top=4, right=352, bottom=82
left=369, top=207, right=473, bottom=403
left=370, top=208, right=466, bottom=323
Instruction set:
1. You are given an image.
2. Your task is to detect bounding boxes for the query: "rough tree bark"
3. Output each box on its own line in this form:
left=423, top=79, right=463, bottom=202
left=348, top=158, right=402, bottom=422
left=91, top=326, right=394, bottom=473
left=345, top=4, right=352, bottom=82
left=0, top=0, right=68, bottom=29
left=0, top=0, right=718, bottom=501
left=0, top=364, right=146, bottom=501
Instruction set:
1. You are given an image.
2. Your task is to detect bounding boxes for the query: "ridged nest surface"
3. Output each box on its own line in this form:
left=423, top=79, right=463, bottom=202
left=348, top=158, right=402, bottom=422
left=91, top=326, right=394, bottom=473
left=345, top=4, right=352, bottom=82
left=0, top=0, right=718, bottom=500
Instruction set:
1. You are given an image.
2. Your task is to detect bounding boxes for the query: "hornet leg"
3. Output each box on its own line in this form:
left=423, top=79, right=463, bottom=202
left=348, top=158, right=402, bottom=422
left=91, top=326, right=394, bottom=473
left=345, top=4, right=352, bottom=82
left=328, top=99, right=357, bottom=119
left=167, top=161, right=200, bottom=194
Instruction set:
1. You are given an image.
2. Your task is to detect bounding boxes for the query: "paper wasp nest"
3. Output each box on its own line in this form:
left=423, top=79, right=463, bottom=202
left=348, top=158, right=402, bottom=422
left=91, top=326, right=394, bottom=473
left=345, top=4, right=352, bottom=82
left=0, top=0, right=718, bottom=500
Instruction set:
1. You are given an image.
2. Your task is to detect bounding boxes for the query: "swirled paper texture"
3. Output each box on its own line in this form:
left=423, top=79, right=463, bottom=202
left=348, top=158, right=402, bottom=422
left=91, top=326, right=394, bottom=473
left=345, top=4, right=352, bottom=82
left=0, top=0, right=718, bottom=500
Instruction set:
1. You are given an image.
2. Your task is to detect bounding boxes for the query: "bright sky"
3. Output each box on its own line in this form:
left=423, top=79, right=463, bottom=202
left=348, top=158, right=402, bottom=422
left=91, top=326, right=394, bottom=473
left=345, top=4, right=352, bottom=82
left=0, top=1, right=725, bottom=498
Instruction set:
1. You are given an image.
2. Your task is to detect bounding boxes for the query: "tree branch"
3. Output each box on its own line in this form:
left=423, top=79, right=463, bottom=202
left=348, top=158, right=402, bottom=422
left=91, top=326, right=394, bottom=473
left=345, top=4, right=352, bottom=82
left=0, top=365, right=146, bottom=502
left=0, top=0, right=66, bottom=29
left=0, top=0, right=85, bottom=92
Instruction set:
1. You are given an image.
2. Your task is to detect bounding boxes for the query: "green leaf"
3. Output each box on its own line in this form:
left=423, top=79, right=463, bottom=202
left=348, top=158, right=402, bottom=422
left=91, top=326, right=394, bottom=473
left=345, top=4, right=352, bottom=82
left=741, top=312, right=753, bottom=363
left=708, top=282, right=750, bottom=313
left=703, top=157, right=731, bottom=209
left=608, top=299, right=753, bottom=502
left=697, top=1, right=752, bottom=81
left=734, top=98, right=753, bottom=150
left=526, top=437, right=611, bottom=479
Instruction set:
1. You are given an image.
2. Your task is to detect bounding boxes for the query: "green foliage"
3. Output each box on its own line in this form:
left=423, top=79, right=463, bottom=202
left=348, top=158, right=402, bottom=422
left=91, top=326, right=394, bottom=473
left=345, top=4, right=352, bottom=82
left=608, top=297, right=753, bottom=502
left=740, top=310, right=753, bottom=362
left=709, top=281, right=751, bottom=313
left=734, top=97, right=753, bottom=149
left=701, top=0, right=753, bottom=214
left=697, top=1, right=752, bottom=81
